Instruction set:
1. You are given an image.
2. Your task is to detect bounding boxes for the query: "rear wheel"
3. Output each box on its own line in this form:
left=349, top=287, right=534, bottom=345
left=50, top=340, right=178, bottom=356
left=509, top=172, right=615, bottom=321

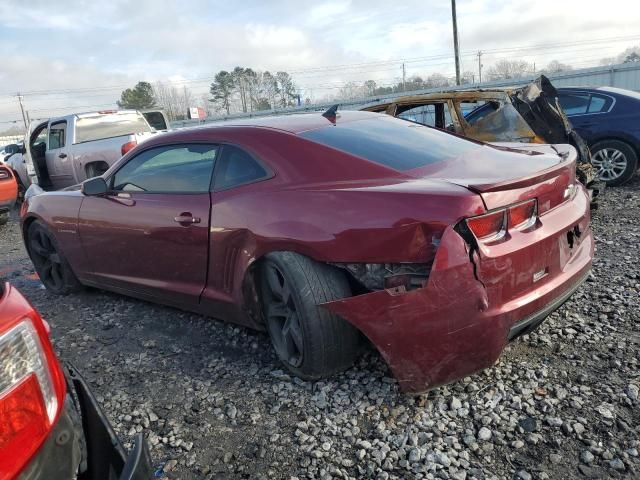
left=260, top=252, right=361, bottom=380
left=0, top=213, right=8, bottom=226
left=28, top=221, right=82, bottom=294
left=85, top=161, right=109, bottom=179
left=591, top=140, right=637, bottom=186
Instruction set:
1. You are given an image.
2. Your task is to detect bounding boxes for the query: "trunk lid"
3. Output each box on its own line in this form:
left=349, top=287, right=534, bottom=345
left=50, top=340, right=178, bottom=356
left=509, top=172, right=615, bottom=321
left=409, top=143, right=576, bottom=212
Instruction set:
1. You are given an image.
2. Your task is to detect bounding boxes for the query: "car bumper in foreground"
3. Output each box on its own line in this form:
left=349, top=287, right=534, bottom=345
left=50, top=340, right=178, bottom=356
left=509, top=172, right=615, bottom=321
left=323, top=188, right=593, bottom=393
left=21, top=365, right=153, bottom=480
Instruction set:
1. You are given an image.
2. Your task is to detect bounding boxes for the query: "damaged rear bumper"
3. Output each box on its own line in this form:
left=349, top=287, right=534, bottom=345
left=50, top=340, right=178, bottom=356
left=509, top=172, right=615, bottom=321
left=323, top=188, right=593, bottom=393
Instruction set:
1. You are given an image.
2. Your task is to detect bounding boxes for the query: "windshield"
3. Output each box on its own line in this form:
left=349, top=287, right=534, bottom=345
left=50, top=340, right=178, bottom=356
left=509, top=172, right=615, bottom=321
left=301, top=115, right=480, bottom=171
left=75, top=112, right=151, bottom=143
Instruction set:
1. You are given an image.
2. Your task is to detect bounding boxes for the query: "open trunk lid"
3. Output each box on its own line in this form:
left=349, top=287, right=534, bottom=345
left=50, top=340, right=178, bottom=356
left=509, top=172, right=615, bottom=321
left=410, top=143, right=577, bottom=212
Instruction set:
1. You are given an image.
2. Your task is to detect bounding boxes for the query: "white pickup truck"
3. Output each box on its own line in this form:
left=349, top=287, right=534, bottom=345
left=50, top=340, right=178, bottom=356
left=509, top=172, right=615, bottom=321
left=18, top=110, right=155, bottom=191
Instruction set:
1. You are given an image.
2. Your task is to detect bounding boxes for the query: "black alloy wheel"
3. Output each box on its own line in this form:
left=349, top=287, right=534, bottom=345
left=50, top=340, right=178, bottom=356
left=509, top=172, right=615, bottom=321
left=259, top=252, right=361, bottom=380
left=262, top=262, right=304, bottom=367
left=28, top=221, right=81, bottom=294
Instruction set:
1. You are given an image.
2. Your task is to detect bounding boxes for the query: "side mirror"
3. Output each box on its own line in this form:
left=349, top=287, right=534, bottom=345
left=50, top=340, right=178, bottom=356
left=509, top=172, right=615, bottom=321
left=81, top=177, right=108, bottom=196
left=4, top=144, right=19, bottom=155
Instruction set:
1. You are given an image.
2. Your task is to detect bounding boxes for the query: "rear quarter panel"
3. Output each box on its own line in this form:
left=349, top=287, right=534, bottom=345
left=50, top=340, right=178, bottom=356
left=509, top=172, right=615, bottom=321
left=202, top=175, right=485, bottom=325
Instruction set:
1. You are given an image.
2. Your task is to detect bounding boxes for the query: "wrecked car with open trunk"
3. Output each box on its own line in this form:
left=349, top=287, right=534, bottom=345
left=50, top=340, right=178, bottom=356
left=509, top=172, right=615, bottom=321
left=361, top=75, right=601, bottom=204
left=20, top=111, right=593, bottom=393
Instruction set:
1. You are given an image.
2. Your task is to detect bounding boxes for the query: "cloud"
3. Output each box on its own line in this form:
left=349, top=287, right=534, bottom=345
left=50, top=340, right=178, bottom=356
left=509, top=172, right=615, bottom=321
left=309, top=1, right=352, bottom=25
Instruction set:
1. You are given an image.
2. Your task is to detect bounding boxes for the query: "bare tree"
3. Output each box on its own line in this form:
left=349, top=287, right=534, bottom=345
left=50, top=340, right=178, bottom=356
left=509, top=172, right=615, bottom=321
left=153, top=82, right=195, bottom=120
left=364, top=80, right=377, bottom=96
left=618, top=45, right=640, bottom=63
left=425, top=73, right=450, bottom=88
left=338, top=81, right=364, bottom=100
left=276, top=72, right=296, bottom=108
left=461, top=71, right=475, bottom=84
left=261, top=71, right=279, bottom=109
left=543, top=60, right=573, bottom=74
left=486, top=59, right=532, bottom=80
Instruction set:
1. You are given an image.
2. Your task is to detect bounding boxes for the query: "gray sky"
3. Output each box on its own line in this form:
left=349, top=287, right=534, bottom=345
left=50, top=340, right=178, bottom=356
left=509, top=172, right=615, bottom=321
left=1, top=0, right=639, bottom=126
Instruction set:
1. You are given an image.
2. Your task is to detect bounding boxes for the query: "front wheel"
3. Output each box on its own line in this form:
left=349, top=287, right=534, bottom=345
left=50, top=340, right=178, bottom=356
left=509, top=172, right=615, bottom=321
left=260, top=252, right=361, bottom=380
left=591, top=140, right=638, bottom=186
left=27, top=221, right=82, bottom=294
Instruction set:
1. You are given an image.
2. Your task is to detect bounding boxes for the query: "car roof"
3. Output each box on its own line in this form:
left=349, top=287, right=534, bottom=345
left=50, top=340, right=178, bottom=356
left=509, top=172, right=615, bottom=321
left=361, top=90, right=512, bottom=109
left=558, top=85, right=640, bottom=100
left=181, top=110, right=380, bottom=135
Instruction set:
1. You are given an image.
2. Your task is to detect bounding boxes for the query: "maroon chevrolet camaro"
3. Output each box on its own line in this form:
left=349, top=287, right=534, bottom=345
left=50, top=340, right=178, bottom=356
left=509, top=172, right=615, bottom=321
left=20, top=111, right=593, bottom=393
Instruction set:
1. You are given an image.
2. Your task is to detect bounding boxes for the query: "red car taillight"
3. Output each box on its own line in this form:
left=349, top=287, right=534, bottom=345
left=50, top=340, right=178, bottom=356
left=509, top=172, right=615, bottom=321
left=508, top=199, right=537, bottom=230
left=466, top=210, right=507, bottom=241
left=466, top=199, right=538, bottom=242
left=0, top=285, right=65, bottom=479
left=0, top=167, right=12, bottom=181
left=121, top=140, right=137, bottom=156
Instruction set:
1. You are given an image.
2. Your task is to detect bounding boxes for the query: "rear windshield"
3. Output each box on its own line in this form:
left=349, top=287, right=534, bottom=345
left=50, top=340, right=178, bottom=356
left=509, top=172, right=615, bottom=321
left=301, top=115, right=480, bottom=171
left=75, top=112, right=151, bottom=143
left=142, top=111, right=168, bottom=130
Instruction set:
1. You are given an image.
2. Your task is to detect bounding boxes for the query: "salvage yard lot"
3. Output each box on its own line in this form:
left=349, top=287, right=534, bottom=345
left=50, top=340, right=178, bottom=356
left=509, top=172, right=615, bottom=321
left=1, top=180, right=639, bottom=479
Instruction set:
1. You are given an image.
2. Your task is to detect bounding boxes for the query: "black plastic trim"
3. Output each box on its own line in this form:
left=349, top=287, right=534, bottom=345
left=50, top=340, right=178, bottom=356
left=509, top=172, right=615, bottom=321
left=508, top=270, right=590, bottom=341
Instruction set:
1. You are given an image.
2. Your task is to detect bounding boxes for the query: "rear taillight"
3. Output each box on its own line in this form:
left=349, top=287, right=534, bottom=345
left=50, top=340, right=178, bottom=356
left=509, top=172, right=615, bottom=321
left=466, top=210, right=507, bottom=241
left=121, top=140, right=137, bottom=156
left=0, top=168, right=11, bottom=180
left=465, top=199, right=538, bottom=242
left=508, top=199, right=537, bottom=230
left=0, top=285, right=65, bottom=479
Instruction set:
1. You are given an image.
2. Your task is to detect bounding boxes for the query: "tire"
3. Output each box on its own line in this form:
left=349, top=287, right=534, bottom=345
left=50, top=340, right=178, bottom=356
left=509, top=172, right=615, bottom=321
left=27, top=221, right=82, bottom=295
left=590, top=140, right=638, bottom=187
left=260, top=252, right=361, bottom=380
left=0, top=213, right=8, bottom=226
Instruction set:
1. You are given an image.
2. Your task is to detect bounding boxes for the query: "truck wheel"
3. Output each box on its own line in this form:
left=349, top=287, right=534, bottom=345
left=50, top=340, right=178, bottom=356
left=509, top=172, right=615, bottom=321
left=591, top=140, right=638, bottom=186
left=0, top=213, right=8, bottom=226
left=260, top=252, right=361, bottom=380
left=85, top=162, right=109, bottom=179
left=28, top=221, right=82, bottom=294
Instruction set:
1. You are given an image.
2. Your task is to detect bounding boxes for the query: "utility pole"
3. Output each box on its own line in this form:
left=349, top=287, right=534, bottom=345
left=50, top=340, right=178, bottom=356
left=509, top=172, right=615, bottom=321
left=402, top=63, right=406, bottom=92
left=16, top=93, right=28, bottom=129
left=451, top=0, right=461, bottom=85
left=477, top=51, right=483, bottom=84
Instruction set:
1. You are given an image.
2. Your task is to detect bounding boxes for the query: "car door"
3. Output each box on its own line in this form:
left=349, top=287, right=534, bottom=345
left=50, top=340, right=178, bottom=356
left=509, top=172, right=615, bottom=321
left=78, top=143, right=218, bottom=305
left=45, top=120, right=75, bottom=189
left=557, top=91, right=613, bottom=141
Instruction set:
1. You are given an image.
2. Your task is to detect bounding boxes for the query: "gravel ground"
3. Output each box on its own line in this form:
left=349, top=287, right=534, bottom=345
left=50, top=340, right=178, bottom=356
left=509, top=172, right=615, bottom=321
left=1, top=179, right=639, bottom=480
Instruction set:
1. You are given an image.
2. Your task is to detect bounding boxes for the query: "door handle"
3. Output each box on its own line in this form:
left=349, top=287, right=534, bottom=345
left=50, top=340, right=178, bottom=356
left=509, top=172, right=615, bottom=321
left=58, top=153, right=67, bottom=159
left=174, top=213, right=201, bottom=225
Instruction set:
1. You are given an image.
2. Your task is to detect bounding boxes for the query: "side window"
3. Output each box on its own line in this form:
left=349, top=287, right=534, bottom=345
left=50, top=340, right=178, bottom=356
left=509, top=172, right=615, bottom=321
left=48, top=122, right=66, bottom=150
left=587, top=94, right=608, bottom=113
left=214, top=145, right=268, bottom=191
left=558, top=94, right=591, bottom=115
left=396, top=103, right=453, bottom=129
left=462, top=101, right=499, bottom=125
left=398, top=104, right=437, bottom=126
left=112, top=144, right=217, bottom=193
